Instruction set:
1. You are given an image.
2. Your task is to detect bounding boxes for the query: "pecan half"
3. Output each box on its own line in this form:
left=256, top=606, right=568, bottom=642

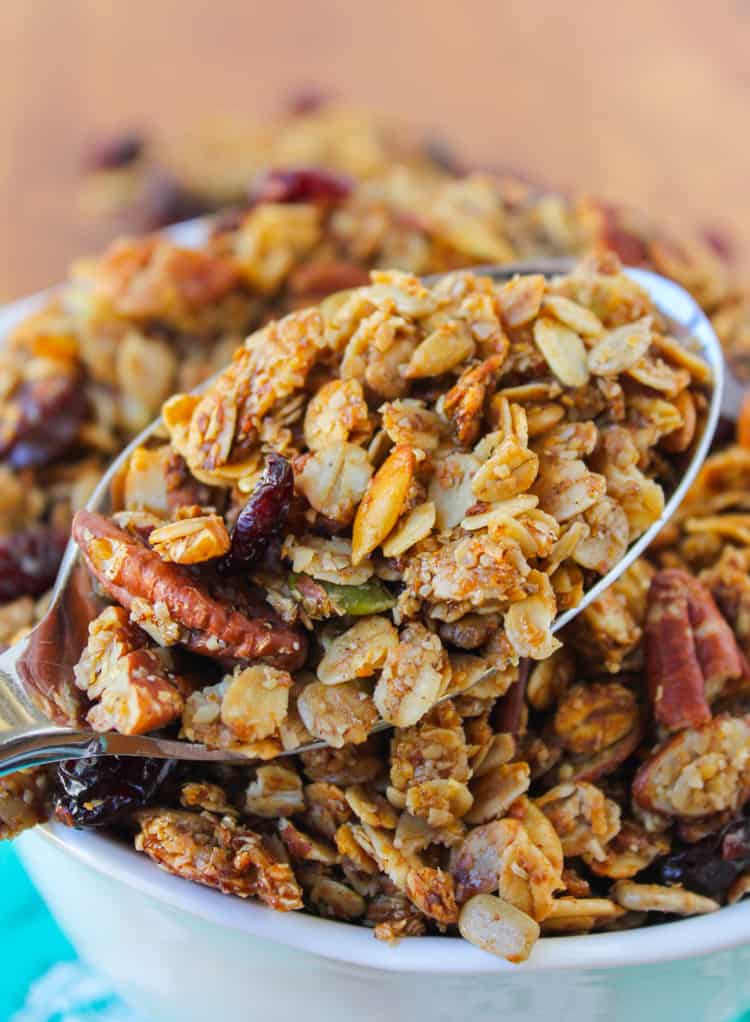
left=645, top=570, right=742, bottom=731
left=73, top=511, right=307, bottom=669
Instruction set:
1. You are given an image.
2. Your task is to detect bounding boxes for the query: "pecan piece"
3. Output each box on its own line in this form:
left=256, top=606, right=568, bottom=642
left=645, top=570, right=742, bottom=730
left=632, top=715, right=750, bottom=818
left=72, top=511, right=307, bottom=669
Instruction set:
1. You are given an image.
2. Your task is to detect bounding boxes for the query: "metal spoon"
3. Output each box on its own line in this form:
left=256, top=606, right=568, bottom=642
left=0, top=255, right=729, bottom=776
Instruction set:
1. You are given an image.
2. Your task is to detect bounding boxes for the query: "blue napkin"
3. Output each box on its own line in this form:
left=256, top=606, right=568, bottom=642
left=0, top=843, right=144, bottom=1020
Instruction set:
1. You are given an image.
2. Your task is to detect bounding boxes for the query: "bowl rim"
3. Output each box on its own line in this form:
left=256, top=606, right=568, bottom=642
left=33, top=821, right=750, bottom=975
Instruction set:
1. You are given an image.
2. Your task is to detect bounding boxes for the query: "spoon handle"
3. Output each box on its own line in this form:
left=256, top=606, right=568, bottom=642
left=0, top=725, right=102, bottom=777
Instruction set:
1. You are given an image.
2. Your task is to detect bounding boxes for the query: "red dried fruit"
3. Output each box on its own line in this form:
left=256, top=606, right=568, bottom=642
left=222, top=453, right=294, bottom=571
left=137, top=174, right=211, bottom=231
left=54, top=755, right=178, bottom=828
left=0, top=375, right=88, bottom=469
left=85, top=133, right=144, bottom=172
left=285, top=87, right=329, bottom=116
left=248, top=167, right=352, bottom=207
left=659, top=816, right=750, bottom=900
left=0, top=525, right=68, bottom=603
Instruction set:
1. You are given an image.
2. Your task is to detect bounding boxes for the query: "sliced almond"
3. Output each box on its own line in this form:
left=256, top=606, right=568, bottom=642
left=382, top=501, right=436, bottom=557
left=542, top=295, right=603, bottom=336
left=404, top=322, right=475, bottom=378
left=351, top=444, right=415, bottom=564
left=497, top=275, right=546, bottom=327
left=588, top=317, right=652, bottom=375
left=533, top=317, right=589, bottom=388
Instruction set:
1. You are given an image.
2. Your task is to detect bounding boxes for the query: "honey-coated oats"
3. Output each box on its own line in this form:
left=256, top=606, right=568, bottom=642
left=1, top=103, right=750, bottom=964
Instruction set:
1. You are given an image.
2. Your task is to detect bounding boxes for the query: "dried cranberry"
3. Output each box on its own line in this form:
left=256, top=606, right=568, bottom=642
left=701, top=226, right=735, bottom=264
left=136, top=174, right=212, bottom=231
left=85, top=133, right=144, bottom=172
left=658, top=816, right=750, bottom=899
left=285, top=87, right=329, bottom=116
left=0, top=375, right=88, bottom=469
left=0, top=525, right=68, bottom=603
left=54, top=755, right=178, bottom=828
left=220, top=453, right=293, bottom=571
left=248, top=167, right=352, bottom=207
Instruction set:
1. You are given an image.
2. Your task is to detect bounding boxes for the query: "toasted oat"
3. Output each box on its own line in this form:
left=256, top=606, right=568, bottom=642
left=374, top=622, right=451, bottom=727
left=297, top=681, right=379, bottom=748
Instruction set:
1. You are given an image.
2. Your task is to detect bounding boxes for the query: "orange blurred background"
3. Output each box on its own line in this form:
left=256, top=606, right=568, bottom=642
left=1, top=0, right=749, bottom=297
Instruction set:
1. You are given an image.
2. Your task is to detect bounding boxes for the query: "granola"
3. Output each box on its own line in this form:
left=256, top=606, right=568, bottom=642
left=1, top=104, right=750, bottom=965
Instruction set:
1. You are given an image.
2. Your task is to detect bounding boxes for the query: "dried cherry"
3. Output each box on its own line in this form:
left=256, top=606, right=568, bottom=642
left=0, top=525, right=68, bottom=603
left=137, top=174, right=212, bottom=231
left=54, top=755, right=178, bottom=828
left=85, top=133, right=144, bottom=171
left=221, top=453, right=293, bottom=571
left=1, top=375, right=88, bottom=469
left=658, top=816, right=750, bottom=899
left=248, top=167, right=352, bottom=207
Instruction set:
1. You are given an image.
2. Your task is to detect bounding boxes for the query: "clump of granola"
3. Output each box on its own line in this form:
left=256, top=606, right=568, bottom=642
left=68, top=259, right=708, bottom=754
left=2, top=103, right=750, bottom=965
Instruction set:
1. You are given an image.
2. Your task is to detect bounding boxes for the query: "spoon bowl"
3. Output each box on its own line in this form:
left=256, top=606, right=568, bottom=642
left=0, top=246, right=728, bottom=775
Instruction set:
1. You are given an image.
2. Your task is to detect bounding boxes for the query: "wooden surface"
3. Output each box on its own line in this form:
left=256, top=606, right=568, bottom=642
left=1, top=0, right=749, bottom=298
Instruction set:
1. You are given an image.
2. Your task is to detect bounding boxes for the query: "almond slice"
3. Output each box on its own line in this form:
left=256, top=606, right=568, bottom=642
left=351, top=444, right=415, bottom=565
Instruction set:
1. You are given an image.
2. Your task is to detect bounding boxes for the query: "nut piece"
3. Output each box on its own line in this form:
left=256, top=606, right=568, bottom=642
left=554, top=683, right=639, bottom=757
left=135, top=809, right=303, bottom=910
left=374, top=623, right=450, bottom=727
left=86, top=648, right=187, bottom=735
left=303, top=379, right=371, bottom=451
left=632, top=715, right=750, bottom=818
left=451, top=816, right=562, bottom=921
left=297, top=681, right=379, bottom=748
left=317, top=616, right=398, bottom=686
left=612, top=881, right=719, bottom=916
left=533, top=317, right=589, bottom=387
left=149, top=514, right=230, bottom=564
left=351, top=444, right=414, bottom=564
left=295, top=442, right=373, bottom=524
left=405, top=321, right=476, bottom=378
left=0, top=769, right=49, bottom=840
left=464, top=762, right=531, bottom=825
left=220, top=665, right=293, bottom=742
left=75, top=605, right=187, bottom=735
left=458, top=893, right=539, bottom=963
left=645, top=570, right=742, bottom=731
left=537, top=781, right=621, bottom=860
left=73, top=511, right=307, bottom=669
left=587, top=317, right=652, bottom=375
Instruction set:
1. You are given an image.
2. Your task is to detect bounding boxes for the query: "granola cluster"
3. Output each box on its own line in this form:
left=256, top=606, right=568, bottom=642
left=68, top=260, right=707, bottom=754
left=0, top=103, right=749, bottom=965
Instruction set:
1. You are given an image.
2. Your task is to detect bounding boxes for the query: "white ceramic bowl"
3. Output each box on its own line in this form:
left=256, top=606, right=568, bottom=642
left=16, top=822, right=750, bottom=1022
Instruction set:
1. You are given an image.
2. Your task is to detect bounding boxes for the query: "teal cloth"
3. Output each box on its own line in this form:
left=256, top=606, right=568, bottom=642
left=1, top=840, right=749, bottom=1021
left=0, top=843, right=145, bottom=1020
